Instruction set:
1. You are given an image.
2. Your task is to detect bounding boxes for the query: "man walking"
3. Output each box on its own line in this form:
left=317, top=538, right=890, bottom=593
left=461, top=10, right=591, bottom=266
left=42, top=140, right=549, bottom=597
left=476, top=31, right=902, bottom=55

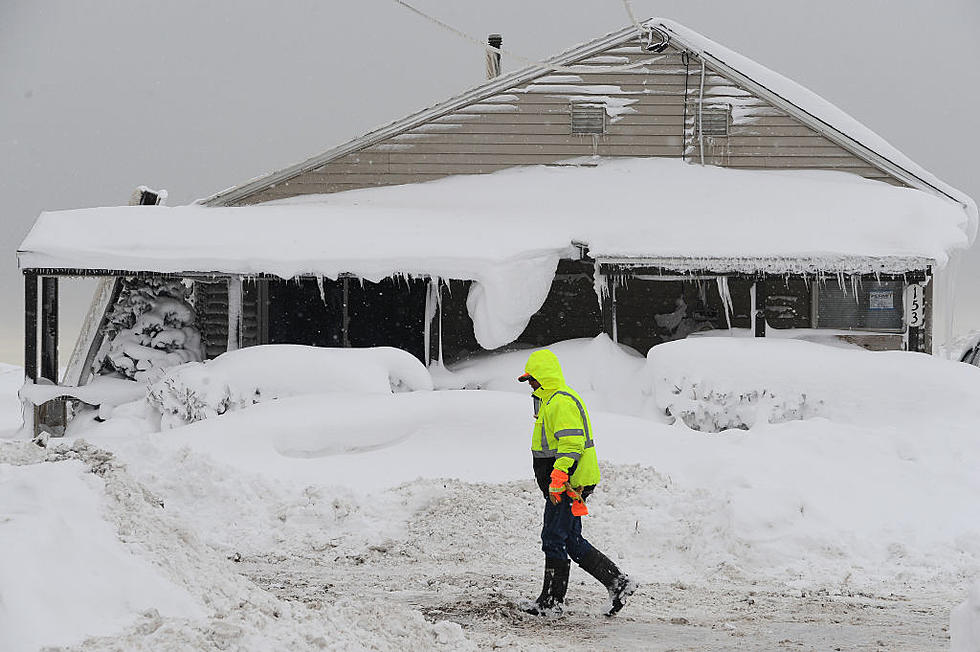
left=518, top=349, right=636, bottom=617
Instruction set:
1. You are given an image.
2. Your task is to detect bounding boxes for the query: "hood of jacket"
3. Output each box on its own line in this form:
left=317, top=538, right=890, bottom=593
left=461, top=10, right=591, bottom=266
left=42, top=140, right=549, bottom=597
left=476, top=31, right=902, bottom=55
left=523, top=349, right=565, bottom=396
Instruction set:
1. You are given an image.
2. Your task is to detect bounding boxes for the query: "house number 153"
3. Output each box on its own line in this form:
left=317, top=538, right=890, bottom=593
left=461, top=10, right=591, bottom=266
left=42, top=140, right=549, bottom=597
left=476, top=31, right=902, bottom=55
left=905, top=284, right=924, bottom=328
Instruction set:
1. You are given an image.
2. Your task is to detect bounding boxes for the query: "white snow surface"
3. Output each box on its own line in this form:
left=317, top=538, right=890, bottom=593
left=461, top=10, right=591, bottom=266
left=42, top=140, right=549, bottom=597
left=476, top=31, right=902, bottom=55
left=0, top=458, right=204, bottom=651
left=2, top=339, right=980, bottom=650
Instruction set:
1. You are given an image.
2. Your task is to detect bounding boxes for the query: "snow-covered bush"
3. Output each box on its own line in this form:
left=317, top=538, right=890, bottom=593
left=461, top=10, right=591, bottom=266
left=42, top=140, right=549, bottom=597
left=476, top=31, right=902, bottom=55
left=100, top=277, right=203, bottom=383
left=951, top=577, right=980, bottom=652
left=659, top=381, right=819, bottom=432
left=147, top=344, right=433, bottom=429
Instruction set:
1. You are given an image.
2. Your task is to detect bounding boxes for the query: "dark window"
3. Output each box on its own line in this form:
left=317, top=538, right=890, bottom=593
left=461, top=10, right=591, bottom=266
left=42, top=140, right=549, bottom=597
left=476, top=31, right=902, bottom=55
left=816, top=279, right=904, bottom=331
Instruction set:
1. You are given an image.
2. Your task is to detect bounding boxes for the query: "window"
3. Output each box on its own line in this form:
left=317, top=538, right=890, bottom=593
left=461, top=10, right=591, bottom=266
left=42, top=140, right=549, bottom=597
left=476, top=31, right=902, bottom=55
left=696, top=105, right=730, bottom=137
left=816, top=279, right=904, bottom=331
left=570, top=103, right=606, bottom=135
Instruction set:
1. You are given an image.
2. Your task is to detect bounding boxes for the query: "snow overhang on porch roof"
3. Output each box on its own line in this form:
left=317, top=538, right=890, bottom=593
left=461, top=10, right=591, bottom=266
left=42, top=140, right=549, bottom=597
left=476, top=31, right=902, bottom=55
left=19, top=158, right=971, bottom=278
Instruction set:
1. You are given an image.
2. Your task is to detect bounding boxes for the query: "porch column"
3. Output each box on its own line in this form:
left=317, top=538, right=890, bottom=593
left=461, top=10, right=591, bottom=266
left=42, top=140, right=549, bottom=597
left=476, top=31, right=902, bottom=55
left=753, top=275, right=767, bottom=338
left=599, top=271, right=618, bottom=343
left=41, top=277, right=59, bottom=382
left=24, top=272, right=38, bottom=383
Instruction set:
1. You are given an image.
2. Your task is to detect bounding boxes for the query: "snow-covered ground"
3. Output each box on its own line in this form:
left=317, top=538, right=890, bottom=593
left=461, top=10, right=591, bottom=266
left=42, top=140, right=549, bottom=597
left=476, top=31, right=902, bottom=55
left=2, top=337, right=980, bottom=651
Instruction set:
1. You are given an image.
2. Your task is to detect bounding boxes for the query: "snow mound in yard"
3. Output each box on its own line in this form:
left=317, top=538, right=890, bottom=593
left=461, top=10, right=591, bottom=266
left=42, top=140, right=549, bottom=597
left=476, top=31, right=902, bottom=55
left=0, top=454, right=203, bottom=650
left=147, top=345, right=432, bottom=428
left=437, top=335, right=650, bottom=416
left=646, top=337, right=980, bottom=431
left=0, top=440, right=475, bottom=652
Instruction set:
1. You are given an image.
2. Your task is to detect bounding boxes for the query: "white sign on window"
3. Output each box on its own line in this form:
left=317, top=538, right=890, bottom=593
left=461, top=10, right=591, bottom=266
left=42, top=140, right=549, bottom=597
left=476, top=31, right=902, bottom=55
left=869, top=289, right=894, bottom=310
left=905, top=284, right=925, bottom=328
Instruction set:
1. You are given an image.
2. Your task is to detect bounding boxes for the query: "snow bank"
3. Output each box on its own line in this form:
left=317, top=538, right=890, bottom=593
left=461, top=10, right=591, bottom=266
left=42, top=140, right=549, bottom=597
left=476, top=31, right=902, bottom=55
left=646, top=337, right=980, bottom=431
left=0, top=459, right=203, bottom=650
left=0, top=440, right=477, bottom=652
left=147, top=345, right=432, bottom=428
left=21, top=375, right=146, bottom=411
left=436, top=335, right=650, bottom=416
left=952, top=577, right=980, bottom=652
left=6, top=338, right=980, bottom=647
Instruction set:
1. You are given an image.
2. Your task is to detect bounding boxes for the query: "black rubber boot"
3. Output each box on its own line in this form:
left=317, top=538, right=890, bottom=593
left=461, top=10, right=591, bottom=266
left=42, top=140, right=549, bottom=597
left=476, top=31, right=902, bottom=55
left=520, top=558, right=570, bottom=616
left=578, top=548, right=637, bottom=616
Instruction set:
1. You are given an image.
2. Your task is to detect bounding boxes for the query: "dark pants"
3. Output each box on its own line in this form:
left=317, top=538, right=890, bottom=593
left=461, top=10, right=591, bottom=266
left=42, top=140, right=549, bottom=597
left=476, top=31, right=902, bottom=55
left=533, top=457, right=597, bottom=561
left=541, top=494, right=596, bottom=562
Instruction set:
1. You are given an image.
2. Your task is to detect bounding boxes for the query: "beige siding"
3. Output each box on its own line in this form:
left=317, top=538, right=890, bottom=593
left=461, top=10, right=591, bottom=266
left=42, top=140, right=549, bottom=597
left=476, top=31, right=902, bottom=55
left=242, top=40, right=904, bottom=205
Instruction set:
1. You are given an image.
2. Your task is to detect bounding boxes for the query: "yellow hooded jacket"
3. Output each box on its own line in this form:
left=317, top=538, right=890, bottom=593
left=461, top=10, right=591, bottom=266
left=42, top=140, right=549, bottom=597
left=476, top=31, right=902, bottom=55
left=524, top=349, right=601, bottom=488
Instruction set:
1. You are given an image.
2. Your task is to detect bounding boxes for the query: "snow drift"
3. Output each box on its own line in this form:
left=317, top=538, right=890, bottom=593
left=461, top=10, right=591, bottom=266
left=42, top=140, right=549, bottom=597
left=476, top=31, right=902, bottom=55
left=147, top=345, right=432, bottom=428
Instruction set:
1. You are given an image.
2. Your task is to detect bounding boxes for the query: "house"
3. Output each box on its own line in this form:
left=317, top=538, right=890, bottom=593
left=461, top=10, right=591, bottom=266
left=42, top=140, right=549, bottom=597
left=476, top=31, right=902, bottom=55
left=17, top=18, right=976, bottom=434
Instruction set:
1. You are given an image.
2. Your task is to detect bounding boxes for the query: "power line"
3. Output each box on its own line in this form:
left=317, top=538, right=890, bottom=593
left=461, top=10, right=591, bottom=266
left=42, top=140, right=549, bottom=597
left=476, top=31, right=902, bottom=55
left=389, top=0, right=667, bottom=75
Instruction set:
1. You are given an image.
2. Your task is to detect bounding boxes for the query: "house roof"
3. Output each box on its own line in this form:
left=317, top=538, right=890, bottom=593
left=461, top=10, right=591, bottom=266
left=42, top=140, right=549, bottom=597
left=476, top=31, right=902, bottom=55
left=22, top=158, right=970, bottom=348
left=21, top=157, right=968, bottom=276
left=197, top=18, right=977, bottom=241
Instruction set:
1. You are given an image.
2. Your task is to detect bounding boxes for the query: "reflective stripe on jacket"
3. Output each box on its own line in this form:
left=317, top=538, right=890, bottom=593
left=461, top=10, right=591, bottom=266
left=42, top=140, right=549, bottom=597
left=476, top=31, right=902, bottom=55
left=524, top=349, right=601, bottom=488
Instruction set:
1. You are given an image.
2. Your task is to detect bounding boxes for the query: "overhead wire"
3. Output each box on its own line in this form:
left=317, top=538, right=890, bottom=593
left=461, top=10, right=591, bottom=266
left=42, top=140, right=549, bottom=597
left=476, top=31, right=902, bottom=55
left=388, top=0, right=667, bottom=75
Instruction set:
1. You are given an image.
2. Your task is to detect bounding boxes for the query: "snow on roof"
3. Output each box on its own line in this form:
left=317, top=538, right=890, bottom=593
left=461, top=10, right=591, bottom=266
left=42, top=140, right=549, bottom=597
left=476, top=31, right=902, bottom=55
left=20, top=157, right=970, bottom=274
left=19, top=158, right=970, bottom=348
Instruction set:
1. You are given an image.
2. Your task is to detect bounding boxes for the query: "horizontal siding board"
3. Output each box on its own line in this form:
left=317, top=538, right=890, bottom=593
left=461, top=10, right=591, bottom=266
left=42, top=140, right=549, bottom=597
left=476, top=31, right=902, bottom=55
left=729, top=125, right=829, bottom=137
left=502, top=94, right=689, bottom=105
left=433, top=108, right=684, bottom=123
left=396, top=126, right=686, bottom=141
left=377, top=135, right=688, bottom=149
left=385, top=151, right=682, bottom=165
left=362, top=143, right=686, bottom=157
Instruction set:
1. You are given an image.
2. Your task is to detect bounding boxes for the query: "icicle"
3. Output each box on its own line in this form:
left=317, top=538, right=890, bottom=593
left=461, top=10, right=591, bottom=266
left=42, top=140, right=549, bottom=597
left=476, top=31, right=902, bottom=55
left=423, top=276, right=439, bottom=367
left=696, top=279, right=708, bottom=305
left=698, top=58, right=706, bottom=166
left=593, top=261, right=608, bottom=305
left=437, top=280, right=445, bottom=366
left=851, top=275, right=860, bottom=305
left=226, top=276, right=242, bottom=352
left=315, top=276, right=326, bottom=304
left=716, top=276, right=733, bottom=331
left=749, top=281, right=757, bottom=334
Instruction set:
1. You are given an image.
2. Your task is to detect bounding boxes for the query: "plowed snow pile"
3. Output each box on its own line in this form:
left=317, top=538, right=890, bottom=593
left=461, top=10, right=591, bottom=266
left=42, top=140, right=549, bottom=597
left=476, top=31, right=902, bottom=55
left=2, top=337, right=980, bottom=650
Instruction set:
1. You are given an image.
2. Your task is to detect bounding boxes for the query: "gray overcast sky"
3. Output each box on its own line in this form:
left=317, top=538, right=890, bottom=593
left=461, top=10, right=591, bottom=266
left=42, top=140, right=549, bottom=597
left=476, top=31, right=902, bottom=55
left=2, top=0, right=978, bottom=365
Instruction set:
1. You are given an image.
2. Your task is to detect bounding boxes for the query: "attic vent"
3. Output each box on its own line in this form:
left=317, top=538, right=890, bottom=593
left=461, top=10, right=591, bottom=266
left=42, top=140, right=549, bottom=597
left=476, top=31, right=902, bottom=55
left=570, top=104, right=606, bottom=135
left=697, top=105, right=730, bottom=137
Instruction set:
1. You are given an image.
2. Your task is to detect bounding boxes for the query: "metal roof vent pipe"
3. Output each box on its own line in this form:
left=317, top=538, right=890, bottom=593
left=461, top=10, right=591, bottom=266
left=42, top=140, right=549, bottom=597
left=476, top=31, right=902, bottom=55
left=486, top=34, right=502, bottom=79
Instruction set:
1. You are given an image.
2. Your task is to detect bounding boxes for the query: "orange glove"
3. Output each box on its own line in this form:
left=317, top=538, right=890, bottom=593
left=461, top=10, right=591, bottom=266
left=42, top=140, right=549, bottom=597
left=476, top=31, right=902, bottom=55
left=563, top=483, right=590, bottom=516
left=549, top=469, right=569, bottom=504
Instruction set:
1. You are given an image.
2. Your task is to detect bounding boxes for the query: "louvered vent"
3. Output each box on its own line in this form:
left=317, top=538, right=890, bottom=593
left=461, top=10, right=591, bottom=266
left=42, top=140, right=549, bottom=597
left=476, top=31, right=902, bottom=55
left=570, top=104, right=606, bottom=135
left=697, top=105, right=730, bottom=137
